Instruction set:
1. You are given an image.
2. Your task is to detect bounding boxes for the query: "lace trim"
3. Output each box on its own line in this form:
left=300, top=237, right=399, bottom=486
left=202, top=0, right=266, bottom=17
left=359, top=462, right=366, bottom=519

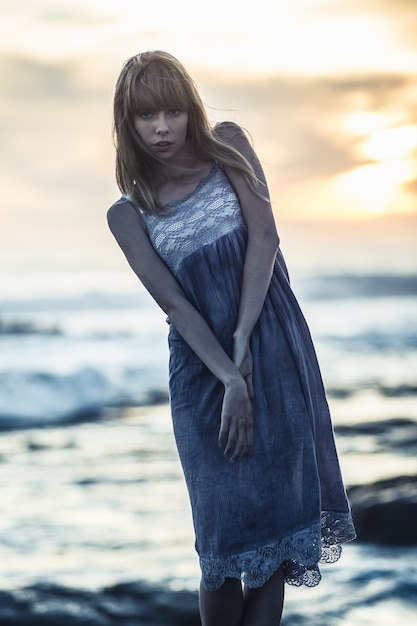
left=200, top=510, right=356, bottom=591
left=164, top=164, right=217, bottom=210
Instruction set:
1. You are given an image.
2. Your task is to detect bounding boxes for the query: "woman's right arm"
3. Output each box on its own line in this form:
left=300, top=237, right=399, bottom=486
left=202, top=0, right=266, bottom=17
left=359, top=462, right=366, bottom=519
left=107, top=200, right=253, bottom=462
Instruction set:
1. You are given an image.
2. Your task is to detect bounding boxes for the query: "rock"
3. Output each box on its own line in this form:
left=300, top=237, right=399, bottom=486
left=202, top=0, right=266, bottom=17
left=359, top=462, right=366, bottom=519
left=0, top=581, right=200, bottom=626
left=348, top=475, right=417, bottom=545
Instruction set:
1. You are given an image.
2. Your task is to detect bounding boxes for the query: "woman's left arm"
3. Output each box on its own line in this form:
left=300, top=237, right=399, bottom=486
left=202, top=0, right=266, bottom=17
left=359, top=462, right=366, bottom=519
left=224, top=126, right=280, bottom=395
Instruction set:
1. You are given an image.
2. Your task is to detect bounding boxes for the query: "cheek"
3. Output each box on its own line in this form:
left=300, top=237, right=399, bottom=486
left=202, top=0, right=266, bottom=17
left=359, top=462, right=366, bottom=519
left=133, top=121, right=141, bottom=138
left=133, top=119, right=146, bottom=140
left=180, top=119, right=189, bottom=138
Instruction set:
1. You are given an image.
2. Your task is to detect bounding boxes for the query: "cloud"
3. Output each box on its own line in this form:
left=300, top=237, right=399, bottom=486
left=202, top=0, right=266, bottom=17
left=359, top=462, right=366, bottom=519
left=0, top=54, right=116, bottom=247
left=314, top=0, right=417, bottom=25
left=402, top=178, right=417, bottom=194
left=1, top=55, right=83, bottom=99
left=314, top=0, right=417, bottom=53
left=199, top=72, right=417, bottom=186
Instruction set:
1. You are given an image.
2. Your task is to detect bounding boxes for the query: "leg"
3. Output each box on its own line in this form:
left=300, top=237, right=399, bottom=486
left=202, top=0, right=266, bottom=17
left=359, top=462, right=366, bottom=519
left=199, top=577, right=244, bottom=626
left=242, top=565, right=285, bottom=626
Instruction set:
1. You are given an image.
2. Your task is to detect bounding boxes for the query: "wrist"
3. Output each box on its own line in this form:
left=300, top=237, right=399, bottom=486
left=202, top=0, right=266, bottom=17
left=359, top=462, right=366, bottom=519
left=233, top=329, right=251, bottom=346
left=223, top=368, right=246, bottom=391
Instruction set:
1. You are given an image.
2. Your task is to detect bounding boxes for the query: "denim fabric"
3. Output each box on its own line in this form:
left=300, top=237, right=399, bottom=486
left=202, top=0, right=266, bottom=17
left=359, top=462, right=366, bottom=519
left=137, top=165, right=355, bottom=590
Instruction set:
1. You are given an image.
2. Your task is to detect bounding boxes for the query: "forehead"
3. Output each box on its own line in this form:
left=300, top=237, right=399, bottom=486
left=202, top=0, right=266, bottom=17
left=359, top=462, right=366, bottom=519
left=130, top=68, right=189, bottom=111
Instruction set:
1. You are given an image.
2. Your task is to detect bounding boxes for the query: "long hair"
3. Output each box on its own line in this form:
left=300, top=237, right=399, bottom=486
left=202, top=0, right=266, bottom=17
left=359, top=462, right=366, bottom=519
left=113, top=50, right=262, bottom=214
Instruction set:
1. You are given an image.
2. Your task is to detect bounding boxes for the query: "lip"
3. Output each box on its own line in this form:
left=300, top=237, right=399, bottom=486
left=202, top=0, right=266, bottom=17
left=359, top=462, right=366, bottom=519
left=153, top=141, right=173, bottom=152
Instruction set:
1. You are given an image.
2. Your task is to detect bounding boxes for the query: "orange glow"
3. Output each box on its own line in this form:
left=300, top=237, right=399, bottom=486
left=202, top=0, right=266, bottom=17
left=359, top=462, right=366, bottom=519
left=332, top=161, right=416, bottom=216
left=362, top=125, right=417, bottom=161
left=334, top=123, right=417, bottom=216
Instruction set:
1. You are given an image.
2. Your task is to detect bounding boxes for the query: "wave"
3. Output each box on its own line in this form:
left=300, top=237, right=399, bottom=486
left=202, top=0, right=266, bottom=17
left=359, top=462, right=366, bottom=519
left=294, top=273, right=417, bottom=301
left=327, top=383, right=417, bottom=399
left=0, top=290, right=146, bottom=313
left=324, top=332, right=417, bottom=351
left=3, top=320, right=415, bottom=350
left=335, top=417, right=417, bottom=455
left=0, top=318, right=62, bottom=336
left=0, top=270, right=415, bottom=429
left=0, top=362, right=415, bottom=430
left=1, top=273, right=416, bottom=317
left=0, top=366, right=169, bottom=430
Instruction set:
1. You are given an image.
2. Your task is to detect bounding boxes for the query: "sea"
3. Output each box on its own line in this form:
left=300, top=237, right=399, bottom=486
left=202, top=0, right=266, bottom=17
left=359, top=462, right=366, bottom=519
left=0, top=222, right=416, bottom=625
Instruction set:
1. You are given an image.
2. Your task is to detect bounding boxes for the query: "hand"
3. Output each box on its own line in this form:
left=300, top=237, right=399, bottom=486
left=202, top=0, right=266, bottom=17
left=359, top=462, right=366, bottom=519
left=233, top=338, right=254, bottom=400
left=218, top=379, right=253, bottom=463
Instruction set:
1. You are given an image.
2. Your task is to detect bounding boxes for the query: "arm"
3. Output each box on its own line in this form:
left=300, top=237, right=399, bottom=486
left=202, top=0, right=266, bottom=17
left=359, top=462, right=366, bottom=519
left=222, top=124, right=280, bottom=395
left=107, top=200, right=253, bottom=462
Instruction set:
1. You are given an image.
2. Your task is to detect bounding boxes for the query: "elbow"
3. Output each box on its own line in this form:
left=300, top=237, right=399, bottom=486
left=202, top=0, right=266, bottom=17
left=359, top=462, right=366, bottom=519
left=267, top=228, right=280, bottom=253
left=246, top=206, right=280, bottom=254
left=162, top=291, right=190, bottom=327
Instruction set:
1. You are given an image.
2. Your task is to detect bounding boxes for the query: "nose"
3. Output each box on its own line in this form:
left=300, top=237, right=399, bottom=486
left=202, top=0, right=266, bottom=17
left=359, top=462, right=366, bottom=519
left=155, top=112, right=169, bottom=135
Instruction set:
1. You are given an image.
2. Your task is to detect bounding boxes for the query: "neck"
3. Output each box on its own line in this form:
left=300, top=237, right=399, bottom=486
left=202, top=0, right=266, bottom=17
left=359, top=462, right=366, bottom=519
left=155, top=146, right=207, bottom=183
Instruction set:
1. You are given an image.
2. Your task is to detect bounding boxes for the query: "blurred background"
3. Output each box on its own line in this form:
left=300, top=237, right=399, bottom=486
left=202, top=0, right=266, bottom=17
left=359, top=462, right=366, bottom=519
left=0, top=1, right=416, bottom=625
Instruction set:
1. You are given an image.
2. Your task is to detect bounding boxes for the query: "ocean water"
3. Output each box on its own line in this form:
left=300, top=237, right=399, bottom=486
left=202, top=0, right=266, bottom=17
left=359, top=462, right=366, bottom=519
left=1, top=246, right=417, bottom=624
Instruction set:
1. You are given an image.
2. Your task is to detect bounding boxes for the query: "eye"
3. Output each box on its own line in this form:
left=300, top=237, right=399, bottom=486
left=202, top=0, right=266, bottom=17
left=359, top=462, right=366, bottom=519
left=168, top=109, right=182, bottom=117
left=137, top=111, right=153, bottom=120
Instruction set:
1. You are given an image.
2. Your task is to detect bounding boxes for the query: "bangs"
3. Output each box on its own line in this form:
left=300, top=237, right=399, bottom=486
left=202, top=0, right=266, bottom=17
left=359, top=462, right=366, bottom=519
left=129, top=67, right=190, bottom=114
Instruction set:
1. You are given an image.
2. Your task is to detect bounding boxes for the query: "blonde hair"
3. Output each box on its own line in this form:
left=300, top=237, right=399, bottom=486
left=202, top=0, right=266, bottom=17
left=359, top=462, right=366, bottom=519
left=113, top=50, right=261, bottom=214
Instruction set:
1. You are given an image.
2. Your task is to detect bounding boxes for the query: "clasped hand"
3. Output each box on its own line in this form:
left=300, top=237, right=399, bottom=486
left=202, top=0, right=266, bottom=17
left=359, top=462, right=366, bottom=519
left=218, top=343, right=254, bottom=463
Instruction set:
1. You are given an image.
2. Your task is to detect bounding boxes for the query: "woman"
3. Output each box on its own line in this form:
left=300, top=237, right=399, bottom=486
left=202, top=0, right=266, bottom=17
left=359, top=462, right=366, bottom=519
left=107, top=50, right=355, bottom=626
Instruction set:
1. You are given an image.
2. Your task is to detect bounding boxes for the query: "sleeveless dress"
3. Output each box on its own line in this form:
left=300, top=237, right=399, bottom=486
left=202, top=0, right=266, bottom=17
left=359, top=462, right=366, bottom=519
left=123, top=162, right=355, bottom=591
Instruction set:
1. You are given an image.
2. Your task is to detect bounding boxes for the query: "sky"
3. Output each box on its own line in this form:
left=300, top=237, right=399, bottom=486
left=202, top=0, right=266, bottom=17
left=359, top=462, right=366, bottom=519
left=1, top=0, right=417, bottom=270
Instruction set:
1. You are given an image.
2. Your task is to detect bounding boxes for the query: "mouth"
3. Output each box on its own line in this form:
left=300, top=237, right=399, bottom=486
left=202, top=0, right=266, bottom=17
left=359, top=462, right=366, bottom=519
left=153, top=141, right=173, bottom=153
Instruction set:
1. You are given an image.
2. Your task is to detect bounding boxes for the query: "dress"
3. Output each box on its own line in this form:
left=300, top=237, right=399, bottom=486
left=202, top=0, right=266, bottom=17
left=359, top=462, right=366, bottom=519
left=124, top=160, right=356, bottom=591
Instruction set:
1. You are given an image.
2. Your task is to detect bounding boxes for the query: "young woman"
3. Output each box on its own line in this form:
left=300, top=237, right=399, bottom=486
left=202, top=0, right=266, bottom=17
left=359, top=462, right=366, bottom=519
left=107, top=50, right=355, bottom=626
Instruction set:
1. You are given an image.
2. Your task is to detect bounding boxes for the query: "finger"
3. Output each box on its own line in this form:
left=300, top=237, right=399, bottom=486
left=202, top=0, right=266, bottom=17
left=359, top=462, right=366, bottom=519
left=231, top=444, right=246, bottom=463
left=218, top=414, right=230, bottom=447
left=231, top=442, right=249, bottom=462
left=228, top=421, right=251, bottom=463
left=224, top=424, right=238, bottom=459
left=236, top=417, right=253, bottom=461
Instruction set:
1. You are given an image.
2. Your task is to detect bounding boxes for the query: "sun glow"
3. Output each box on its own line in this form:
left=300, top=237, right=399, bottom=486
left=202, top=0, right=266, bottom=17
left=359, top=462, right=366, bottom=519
left=332, top=160, right=416, bottom=216
left=329, top=121, right=417, bottom=216
left=344, top=112, right=390, bottom=136
left=361, top=125, right=417, bottom=161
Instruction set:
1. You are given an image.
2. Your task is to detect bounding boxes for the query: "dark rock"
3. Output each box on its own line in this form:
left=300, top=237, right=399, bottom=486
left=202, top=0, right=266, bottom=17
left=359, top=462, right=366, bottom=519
left=348, top=475, right=417, bottom=545
left=335, top=418, right=417, bottom=453
left=0, top=581, right=200, bottom=626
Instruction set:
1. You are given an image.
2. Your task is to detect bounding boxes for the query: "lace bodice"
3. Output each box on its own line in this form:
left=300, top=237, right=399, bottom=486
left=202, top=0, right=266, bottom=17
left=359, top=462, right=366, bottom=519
left=133, top=164, right=245, bottom=274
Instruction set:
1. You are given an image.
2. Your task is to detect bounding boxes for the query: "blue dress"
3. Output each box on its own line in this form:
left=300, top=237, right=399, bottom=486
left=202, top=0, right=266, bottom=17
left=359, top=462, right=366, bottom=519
left=125, top=161, right=355, bottom=591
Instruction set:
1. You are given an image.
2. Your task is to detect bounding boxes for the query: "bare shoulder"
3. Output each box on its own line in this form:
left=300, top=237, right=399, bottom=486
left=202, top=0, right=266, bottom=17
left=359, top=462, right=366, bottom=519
left=107, top=196, right=145, bottom=236
left=214, top=121, right=261, bottom=170
left=107, top=197, right=137, bottom=225
left=214, top=121, right=251, bottom=147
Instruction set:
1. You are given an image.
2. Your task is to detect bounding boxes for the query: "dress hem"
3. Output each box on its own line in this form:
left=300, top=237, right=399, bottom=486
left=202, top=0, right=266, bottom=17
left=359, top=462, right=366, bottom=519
left=199, top=510, right=356, bottom=591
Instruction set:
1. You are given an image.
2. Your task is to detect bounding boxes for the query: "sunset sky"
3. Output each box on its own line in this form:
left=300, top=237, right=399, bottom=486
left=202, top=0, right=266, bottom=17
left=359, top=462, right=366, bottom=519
left=1, top=0, right=417, bottom=269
